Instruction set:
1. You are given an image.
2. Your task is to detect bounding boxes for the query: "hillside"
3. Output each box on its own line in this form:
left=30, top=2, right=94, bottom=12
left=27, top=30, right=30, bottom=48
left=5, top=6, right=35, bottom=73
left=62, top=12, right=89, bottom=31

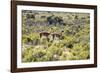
left=22, top=10, right=90, bottom=62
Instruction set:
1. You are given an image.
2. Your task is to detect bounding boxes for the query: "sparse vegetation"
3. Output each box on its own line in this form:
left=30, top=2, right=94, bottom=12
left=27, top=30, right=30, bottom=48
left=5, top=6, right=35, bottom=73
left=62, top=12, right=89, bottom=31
left=22, top=10, right=90, bottom=62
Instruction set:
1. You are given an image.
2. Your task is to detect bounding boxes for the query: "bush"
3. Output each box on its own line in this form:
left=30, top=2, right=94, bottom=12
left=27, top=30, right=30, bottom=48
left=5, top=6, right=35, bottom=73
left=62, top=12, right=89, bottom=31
left=22, top=47, right=33, bottom=62
left=60, top=51, right=73, bottom=60
left=32, top=48, right=46, bottom=61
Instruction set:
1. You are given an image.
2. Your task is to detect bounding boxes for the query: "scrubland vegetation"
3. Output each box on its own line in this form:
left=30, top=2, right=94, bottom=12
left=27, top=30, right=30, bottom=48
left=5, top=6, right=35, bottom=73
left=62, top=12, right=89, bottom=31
left=22, top=10, right=90, bottom=62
